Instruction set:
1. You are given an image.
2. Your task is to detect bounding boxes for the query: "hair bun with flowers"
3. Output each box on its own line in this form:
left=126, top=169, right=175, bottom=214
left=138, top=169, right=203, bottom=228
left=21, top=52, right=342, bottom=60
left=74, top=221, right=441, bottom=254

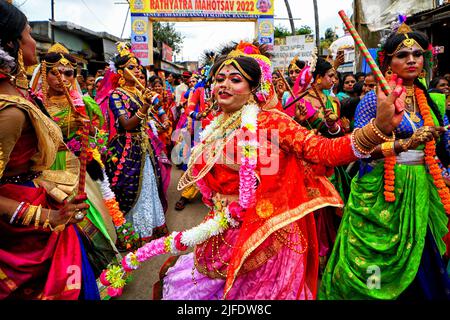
left=231, top=41, right=273, bottom=103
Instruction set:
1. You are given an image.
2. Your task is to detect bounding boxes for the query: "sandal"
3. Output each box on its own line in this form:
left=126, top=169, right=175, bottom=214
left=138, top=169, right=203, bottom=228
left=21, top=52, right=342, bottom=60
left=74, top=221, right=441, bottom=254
left=175, top=197, right=188, bottom=211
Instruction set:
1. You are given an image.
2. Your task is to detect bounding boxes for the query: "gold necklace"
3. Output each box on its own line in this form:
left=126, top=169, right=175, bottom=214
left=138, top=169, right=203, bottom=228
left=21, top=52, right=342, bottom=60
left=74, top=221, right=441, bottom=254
left=120, top=85, right=140, bottom=97
left=178, top=110, right=242, bottom=191
left=404, top=86, right=420, bottom=123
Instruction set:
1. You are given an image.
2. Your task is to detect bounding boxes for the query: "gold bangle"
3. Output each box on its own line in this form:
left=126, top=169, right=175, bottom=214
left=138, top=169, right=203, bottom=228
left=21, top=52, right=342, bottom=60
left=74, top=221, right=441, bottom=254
left=42, top=208, right=52, bottom=230
left=136, top=111, right=145, bottom=119
left=370, top=119, right=395, bottom=142
left=381, top=141, right=396, bottom=157
left=53, top=211, right=75, bottom=233
left=22, top=205, right=38, bottom=226
left=398, top=139, right=411, bottom=152
left=34, top=205, right=42, bottom=229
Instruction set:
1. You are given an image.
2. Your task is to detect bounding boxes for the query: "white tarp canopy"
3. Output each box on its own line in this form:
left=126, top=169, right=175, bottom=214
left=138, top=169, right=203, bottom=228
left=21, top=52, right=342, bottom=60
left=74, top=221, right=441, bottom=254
left=358, top=0, right=435, bottom=31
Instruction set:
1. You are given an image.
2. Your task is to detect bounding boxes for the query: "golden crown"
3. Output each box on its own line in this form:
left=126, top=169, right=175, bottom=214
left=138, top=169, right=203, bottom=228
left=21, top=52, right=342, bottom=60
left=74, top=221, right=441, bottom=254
left=47, top=43, right=70, bottom=54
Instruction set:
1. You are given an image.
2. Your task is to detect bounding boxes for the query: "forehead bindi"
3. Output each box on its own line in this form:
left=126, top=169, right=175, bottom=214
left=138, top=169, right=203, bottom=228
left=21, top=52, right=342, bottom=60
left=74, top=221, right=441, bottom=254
left=218, top=65, right=242, bottom=76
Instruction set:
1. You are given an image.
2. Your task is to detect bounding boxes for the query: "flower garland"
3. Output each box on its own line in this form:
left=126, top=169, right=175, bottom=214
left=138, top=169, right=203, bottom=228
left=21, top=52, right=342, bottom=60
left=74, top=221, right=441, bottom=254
left=100, top=202, right=241, bottom=297
left=100, top=102, right=260, bottom=297
left=111, top=133, right=132, bottom=187
left=95, top=156, right=140, bottom=250
left=384, top=156, right=396, bottom=202
left=384, top=86, right=450, bottom=211
left=415, top=87, right=450, bottom=214
left=238, top=103, right=259, bottom=208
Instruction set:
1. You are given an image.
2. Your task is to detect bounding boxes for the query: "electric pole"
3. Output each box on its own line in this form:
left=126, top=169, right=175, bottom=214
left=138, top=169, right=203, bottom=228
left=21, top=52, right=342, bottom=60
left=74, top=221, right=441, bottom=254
left=283, top=0, right=296, bottom=35
left=313, top=0, right=320, bottom=51
left=51, top=0, right=55, bottom=43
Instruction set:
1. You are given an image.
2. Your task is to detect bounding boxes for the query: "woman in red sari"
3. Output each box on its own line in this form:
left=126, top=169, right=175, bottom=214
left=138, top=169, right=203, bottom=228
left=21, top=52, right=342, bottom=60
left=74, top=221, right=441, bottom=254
left=99, top=40, right=422, bottom=300
left=0, top=1, right=97, bottom=300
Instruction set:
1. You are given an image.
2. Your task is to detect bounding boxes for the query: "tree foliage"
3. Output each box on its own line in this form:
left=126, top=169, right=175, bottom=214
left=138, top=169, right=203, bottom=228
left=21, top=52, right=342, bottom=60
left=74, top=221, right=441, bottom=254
left=320, top=27, right=337, bottom=51
left=274, top=25, right=312, bottom=38
left=153, top=22, right=184, bottom=53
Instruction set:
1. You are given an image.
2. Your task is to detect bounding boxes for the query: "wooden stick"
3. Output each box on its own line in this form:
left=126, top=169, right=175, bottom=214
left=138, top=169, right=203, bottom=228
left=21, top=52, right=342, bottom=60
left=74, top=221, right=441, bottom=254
left=124, top=67, right=166, bottom=128
left=283, top=90, right=309, bottom=110
left=311, top=83, right=338, bottom=121
left=277, top=70, right=296, bottom=99
left=338, top=10, right=391, bottom=96
left=125, top=67, right=146, bottom=91
left=77, top=119, right=90, bottom=194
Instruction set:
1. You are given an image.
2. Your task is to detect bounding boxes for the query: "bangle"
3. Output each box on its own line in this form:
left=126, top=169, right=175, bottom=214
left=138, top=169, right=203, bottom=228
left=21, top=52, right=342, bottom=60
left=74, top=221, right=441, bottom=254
left=381, top=141, right=396, bottom=157
left=10, top=201, right=25, bottom=224
left=135, top=111, right=145, bottom=120
left=328, top=125, right=341, bottom=135
left=398, top=139, right=411, bottom=152
left=43, top=208, right=52, bottom=230
left=370, top=119, right=395, bottom=142
left=34, top=205, right=42, bottom=229
left=16, top=202, right=30, bottom=222
left=22, top=205, right=38, bottom=226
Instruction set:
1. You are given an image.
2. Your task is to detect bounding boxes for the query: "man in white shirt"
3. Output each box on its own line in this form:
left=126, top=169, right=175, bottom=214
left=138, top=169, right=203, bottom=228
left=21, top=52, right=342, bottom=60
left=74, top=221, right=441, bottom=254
left=175, top=70, right=191, bottom=106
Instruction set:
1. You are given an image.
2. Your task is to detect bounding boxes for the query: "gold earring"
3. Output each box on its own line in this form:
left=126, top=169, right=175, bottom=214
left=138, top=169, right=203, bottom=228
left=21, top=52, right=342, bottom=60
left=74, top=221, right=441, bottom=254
left=385, top=66, right=393, bottom=81
left=15, top=49, right=29, bottom=89
left=419, top=69, right=426, bottom=78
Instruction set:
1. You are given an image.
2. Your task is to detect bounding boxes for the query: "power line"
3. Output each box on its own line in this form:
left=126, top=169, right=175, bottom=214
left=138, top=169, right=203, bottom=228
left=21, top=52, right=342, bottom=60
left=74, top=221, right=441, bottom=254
left=80, top=0, right=110, bottom=31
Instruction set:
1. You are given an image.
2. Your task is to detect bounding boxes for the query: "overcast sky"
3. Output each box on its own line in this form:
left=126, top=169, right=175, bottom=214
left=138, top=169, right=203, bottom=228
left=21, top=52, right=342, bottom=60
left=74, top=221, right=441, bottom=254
left=17, top=0, right=353, bottom=61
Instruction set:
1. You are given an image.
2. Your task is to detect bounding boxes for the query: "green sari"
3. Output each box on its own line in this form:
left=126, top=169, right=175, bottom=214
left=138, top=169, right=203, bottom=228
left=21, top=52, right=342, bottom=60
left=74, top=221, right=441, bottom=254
left=319, top=90, right=449, bottom=300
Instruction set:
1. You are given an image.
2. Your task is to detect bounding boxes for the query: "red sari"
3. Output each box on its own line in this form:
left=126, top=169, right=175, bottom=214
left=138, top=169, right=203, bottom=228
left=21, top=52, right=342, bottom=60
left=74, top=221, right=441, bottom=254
left=191, top=109, right=357, bottom=299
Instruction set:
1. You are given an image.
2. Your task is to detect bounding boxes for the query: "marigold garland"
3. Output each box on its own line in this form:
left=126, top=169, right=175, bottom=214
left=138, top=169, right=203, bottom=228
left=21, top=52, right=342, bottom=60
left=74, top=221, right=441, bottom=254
left=415, top=87, right=450, bottom=214
left=384, top=86, right=450, bottom=211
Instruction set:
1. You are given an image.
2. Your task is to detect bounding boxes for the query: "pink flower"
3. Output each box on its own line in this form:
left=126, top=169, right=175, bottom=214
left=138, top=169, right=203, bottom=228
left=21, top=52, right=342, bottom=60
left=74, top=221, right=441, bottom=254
left=107, top=286, right=123, bottom=297
left=121, top=258, right=133, bottom=272
left=99, top=270, right=111, bottom=286
left=228, top=201, right=244, bottom=221
left=174, top=232, right=188, bottom=251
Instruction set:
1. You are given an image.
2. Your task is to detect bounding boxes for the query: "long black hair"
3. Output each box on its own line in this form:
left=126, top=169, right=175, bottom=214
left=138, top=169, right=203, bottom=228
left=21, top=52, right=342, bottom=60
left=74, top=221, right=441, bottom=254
left=0, top=1, right=27, bottom=70
left=312, top=57, right=333, bottom=80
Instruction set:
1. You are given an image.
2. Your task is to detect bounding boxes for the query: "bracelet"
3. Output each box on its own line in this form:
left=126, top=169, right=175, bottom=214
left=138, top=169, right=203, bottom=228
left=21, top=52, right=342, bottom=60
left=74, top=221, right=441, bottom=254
left=22, top=205, right=38, bottom=226
left=42, top=208, right=52, bottom=230
left=328, top=124, right=341, bottom=135
left=369, top=119, right=395, bottom=142
left=16, top=202, right=30, bottom=223
left=53, top=211, right=75, bottom=233
left=10, top=201, right=25, bottom=224
left=34, top=205, right=42, bottom=229
left=351, top=131, right=372, bottom=158
left=135, top=111, right=145, bottom=120
left=381, top=141, right=396, bottom=157
left=398, top=139, right=412, bottom=152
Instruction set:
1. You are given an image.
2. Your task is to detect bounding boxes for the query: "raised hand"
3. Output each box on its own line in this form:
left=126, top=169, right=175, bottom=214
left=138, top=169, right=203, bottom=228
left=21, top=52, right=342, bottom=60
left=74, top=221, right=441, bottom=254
left=374, top=74, right=406, bottom=135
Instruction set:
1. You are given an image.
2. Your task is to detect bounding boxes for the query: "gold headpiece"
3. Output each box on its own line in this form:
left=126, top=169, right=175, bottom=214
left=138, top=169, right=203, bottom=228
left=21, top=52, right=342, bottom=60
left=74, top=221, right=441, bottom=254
left=116, top=42, right=133, bottom=57
left=289, top=56, right=300, bottom=70
left=387, top=22, right=424, bottom=56
left=45, top=43, right=75, bottom=68
left=48, top=43, right=70, bottom=54
left=396, top=22, right=413, bottom=34
left=215, top=50, right=253, bottom=81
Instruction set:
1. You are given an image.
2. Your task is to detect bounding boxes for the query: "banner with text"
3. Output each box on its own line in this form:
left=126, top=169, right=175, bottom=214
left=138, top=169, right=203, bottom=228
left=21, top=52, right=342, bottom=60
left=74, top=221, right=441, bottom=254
left=257, top=17, right=274, bottom=51
left=131, top=16, right=151, bottom=65
left=130, top=0, right=274, bottom=18
left=272, top=34, right=315, bottom=70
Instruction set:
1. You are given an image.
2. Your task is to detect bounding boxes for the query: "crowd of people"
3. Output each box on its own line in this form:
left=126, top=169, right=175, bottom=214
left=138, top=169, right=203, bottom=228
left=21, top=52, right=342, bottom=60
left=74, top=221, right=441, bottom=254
left=1, top=0, right=450, bottom=300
